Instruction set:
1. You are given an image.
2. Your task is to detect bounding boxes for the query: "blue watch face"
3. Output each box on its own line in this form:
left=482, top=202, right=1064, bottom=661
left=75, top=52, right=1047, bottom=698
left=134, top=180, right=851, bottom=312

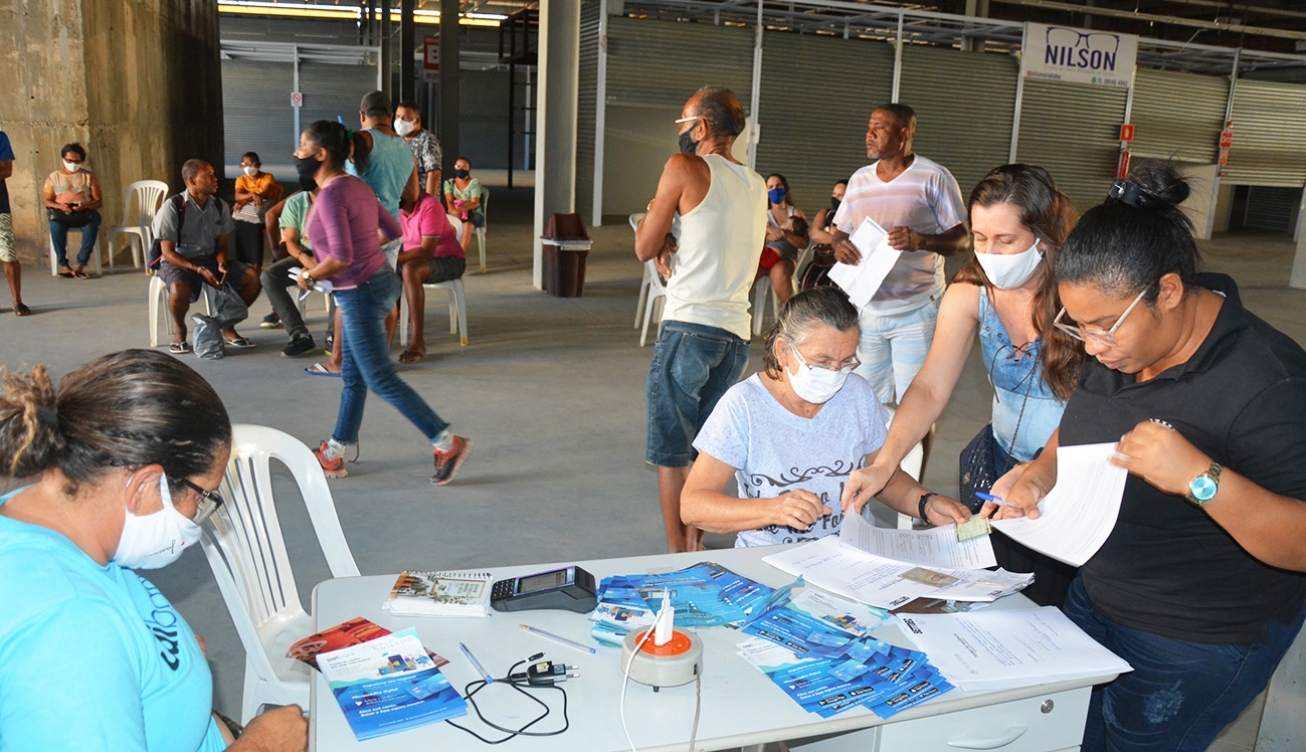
left=1191, top=475, right=1218, bottom=502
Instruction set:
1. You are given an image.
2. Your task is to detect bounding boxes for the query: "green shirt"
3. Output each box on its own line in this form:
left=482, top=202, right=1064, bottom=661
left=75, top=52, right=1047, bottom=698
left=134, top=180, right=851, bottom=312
left=443, top=177, right=483, bottom=217
left=278, top=190, right=313, bottom=252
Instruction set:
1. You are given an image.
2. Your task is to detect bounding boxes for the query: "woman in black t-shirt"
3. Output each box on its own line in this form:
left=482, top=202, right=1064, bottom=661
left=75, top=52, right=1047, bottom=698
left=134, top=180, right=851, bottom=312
left=996, top=161, right=1306, bottom=752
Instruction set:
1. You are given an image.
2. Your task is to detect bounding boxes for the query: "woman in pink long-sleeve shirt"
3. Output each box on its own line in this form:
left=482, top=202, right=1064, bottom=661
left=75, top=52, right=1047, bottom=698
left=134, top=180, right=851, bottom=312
left=293, top=120, right=471, bottom=485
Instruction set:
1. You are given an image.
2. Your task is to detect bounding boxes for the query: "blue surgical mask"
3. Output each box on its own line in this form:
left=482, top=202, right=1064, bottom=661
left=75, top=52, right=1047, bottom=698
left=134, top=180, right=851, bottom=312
left=455, top=169, right=470, bottom=179
left=768, top=187, right=787, bottom=205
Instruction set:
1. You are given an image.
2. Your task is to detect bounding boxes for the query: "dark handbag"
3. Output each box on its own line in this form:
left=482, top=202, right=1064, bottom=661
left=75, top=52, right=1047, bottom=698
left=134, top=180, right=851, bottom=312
left=799, top=244, right=837, bottom=291
left=47, top=207, right=95, bottom=227
left=958, top=423, right=1000, bottom=514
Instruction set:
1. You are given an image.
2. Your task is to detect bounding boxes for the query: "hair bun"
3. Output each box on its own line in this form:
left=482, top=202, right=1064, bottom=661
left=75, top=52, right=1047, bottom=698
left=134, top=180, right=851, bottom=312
left=1124, top=160, right=1190, bottom=207
left=0, top=366, right=66, bottom=477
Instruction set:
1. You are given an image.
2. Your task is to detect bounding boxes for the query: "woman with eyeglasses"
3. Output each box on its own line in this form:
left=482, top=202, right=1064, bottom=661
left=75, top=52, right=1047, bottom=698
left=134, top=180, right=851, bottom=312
left=997, top=162, right=1306, bottom=752
left=681, top=286, right=970, bottom=547
left=840, top=164, right=1083, bottom=606
left=0, top=349, right=307, bottom=752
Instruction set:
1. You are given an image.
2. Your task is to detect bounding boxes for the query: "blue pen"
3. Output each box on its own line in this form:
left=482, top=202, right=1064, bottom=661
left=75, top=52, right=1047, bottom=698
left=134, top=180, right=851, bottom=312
left=976, top=491, right=1018, bottom=508
left=459, top=642, right=493, bottom=685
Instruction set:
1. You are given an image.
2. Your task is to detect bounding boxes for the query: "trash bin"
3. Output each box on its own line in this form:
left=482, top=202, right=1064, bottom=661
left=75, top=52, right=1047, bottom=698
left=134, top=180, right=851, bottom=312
left=542, top=213, right=592, bottom=298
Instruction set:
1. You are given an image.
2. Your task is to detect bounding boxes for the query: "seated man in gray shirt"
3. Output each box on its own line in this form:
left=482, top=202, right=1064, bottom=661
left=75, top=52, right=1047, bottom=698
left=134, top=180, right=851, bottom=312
left=152, top=159, right=263, bottom=353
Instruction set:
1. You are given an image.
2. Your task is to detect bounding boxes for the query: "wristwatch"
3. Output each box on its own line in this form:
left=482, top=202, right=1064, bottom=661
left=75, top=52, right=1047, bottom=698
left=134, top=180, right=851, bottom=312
left=918, top=492, right=937, bottom=526
left=1186, top=462, right=1223, bottom=508
left=300, top=269, right=315, bottom=286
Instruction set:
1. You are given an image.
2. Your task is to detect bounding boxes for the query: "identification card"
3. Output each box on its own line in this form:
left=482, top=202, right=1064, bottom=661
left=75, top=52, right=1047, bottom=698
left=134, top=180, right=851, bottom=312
left=955, top=515, right=991, bottom=543
left=898, top=568, right=959, bottom=587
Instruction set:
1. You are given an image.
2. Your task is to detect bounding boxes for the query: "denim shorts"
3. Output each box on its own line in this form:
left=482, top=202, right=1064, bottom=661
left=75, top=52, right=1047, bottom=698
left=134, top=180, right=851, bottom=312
left=646, top=321, right=751, bottom=467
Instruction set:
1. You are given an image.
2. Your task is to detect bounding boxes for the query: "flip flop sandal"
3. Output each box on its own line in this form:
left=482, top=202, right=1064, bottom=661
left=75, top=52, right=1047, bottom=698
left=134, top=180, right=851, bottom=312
left=73, top=270, right=90, bottom=280
left=169, top=341, right=192, bottom=354
left=304, top=362, right=341, bottom=377
left=13, top=304, right=32, bottom=317
left=398, top=350, right=425, bottom=364
left=58, top=270, right=74, bottom=279
left=224, top=337, right=257, bottom=349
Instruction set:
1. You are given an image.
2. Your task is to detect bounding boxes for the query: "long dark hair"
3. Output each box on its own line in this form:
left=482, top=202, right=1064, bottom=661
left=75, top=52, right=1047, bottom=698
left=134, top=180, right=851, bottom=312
left=955, top=164, right=1082, bottom=400
left=305, top=120, right=362, bottom=174
left=0, top=350, right=231, bottom=496
left=1057, top=160, right=1200, bottom=305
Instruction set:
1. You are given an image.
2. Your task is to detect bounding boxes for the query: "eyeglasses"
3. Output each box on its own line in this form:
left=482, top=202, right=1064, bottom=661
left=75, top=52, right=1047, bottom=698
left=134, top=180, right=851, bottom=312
left=790, top=343, right=860, bottom=374
left=674, top=116, right=701, bottom=124
left=183, top=480, right=225, bottom=525
left=1052, top=286, right=1150, bottom=348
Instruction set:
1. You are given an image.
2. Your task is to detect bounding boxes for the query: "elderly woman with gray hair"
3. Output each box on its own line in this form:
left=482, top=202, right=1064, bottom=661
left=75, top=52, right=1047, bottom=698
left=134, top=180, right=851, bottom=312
left=682, top=286, right=970, bottom=547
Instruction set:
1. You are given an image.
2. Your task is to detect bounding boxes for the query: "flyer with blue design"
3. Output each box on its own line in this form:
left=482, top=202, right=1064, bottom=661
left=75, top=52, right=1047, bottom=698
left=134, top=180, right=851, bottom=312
left=316, top=627, right=467, bottom=741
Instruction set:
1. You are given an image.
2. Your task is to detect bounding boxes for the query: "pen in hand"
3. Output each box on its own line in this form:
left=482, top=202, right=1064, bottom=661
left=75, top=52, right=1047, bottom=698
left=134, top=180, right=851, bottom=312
left=459, top=642, right=493, bottom=685
left=975, top=492, right=1020, bottom=509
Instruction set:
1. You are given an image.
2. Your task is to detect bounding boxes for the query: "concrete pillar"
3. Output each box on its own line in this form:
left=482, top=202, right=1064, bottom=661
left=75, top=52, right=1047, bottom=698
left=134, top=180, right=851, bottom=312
left=532, top=0, right=581, bottom=290
left=1292, top=194, right=1306, bottom=290
left=0, top=0, right=223, bottom=265
left=439, top=0, right=460, bottom=181
left=400, top=0, right=416, bottom=104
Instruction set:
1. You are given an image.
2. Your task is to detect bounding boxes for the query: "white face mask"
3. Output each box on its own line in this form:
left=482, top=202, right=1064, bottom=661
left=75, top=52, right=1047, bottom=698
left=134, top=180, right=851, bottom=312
left=242, top=165, right=258, bottom=177
left=64, top=160, right=81, bottom=173
left=113, top=472, right=202, bottom=570
left=975, top=238, right=1043, bottom=290
left=393, top=118, right=416, bottom=137
left=787, top=344, right=850, bottom=404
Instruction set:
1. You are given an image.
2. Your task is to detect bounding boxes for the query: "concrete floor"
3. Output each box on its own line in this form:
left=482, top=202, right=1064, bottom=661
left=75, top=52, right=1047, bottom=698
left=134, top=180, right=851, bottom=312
left=1, top=186, right=1302, bottom=750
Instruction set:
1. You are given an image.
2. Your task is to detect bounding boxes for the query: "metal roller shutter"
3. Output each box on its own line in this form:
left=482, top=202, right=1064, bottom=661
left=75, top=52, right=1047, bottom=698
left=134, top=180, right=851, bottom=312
left=577, top=0, right=601, bottom=221
left=753, top=31, right=895, bottom=214
left=898, top=46, right=1018, bottom=198
left=604, top=17, right=753, bottom=109
left=1225, top=79, right=1306, bottom=188
left=299, top=62, right=383, bottom=134
left=1129, top=67, right=1226, bottom=165
left=1016, top=79, right=1127, bottom=212
left=222, top=60, right=295, bottom=171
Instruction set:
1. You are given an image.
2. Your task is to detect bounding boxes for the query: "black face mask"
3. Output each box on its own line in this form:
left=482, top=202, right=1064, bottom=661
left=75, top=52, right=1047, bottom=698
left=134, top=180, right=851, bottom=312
left=294, top=154, right=321, bottom=188
left=678, top=129, right=699, bottom=155
left=830, top=197, right=842, bottom=214
left=454, top=169, right=470, bottom=179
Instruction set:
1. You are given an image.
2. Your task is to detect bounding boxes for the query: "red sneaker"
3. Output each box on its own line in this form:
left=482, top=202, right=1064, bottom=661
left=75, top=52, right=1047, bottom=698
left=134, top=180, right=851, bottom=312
left=432, top=436, right=472, bottom=486
left=314, top=440, right=349, bottom=479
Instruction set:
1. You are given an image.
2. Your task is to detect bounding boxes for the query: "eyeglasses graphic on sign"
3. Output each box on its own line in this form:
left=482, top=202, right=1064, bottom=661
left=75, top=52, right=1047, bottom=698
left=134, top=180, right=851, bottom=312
left=1045, top=27, right=1121, bottom=54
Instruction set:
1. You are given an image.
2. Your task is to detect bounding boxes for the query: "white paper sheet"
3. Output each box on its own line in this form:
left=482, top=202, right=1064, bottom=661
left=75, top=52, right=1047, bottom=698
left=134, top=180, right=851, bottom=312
left=762, top=536, right=1031, bottom=610
left=827, top=217, right=902, bottom=309
left=991, top=442, right=1128, bottom=567
left=840, top=505, right=998, bottom=570
left=895, top=607, right=1132, bottom=692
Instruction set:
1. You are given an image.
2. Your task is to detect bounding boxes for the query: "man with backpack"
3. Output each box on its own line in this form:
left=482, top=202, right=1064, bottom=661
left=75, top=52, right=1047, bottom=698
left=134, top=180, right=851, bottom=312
left=151, top=159, right=262, bottom=354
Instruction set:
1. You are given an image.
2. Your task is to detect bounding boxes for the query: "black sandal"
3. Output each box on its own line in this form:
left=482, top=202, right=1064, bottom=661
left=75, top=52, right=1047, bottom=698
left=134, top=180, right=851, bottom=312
left=13, top=304, right=31, bottom=316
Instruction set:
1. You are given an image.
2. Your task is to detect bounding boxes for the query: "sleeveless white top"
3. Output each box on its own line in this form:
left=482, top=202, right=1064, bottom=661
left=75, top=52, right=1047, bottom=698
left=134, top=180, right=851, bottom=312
left=664, top=154, right=767, bottom=340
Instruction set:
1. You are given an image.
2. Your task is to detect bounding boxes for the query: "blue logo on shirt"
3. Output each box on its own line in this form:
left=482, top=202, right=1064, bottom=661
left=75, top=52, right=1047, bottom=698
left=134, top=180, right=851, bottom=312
left=139, top=577, right=183, bottom=672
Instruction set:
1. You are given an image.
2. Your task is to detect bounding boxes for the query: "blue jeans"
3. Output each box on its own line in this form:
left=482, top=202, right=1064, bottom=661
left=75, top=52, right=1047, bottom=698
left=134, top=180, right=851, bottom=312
left=331, top=267, right=449, bottom=445
left=1064, top=576, right=1306, bottom=752
left=49, top=211, right=102, bottom=268
left=645, top=321, right=751, bottom=467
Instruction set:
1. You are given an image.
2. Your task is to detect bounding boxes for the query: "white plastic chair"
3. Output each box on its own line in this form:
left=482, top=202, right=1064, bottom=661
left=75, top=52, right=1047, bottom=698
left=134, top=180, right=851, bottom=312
left=201, top=423, right=361, bottom=724
left=638, top=260, right=668, bottom=347
left=108, top=179, right=168, bottom=270
left=148, top=274, right=216, bottom=348
left=474, top=188, right=489, bottom=273
left=880, top=407, right=930, bottom=530
left=48, top=226, right=102, bottom=277
left=398, top=216, right=469, bottom=346
left=751, top=243, right=811, bottom=336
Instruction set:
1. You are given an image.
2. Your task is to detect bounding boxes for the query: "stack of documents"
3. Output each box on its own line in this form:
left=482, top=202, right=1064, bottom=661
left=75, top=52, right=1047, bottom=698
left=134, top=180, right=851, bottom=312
left=896, top=607, right=1132, bottom=692
left=763, top=510, right=1033, bottom=610
left=736, top=585, right=952, bottom=718
left=589, top=562, right=774, bottom=646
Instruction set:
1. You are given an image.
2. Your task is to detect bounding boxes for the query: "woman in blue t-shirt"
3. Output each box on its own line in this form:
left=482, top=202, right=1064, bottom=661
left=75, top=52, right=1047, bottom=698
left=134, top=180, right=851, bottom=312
left=682, top=287, right=970, bottom=546
left=0, top=349, right=306, bottom=752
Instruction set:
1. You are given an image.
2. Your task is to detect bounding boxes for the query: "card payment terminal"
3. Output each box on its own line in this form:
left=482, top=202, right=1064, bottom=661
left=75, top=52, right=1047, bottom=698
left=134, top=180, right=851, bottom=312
left=490, top=566, right=598, bottom=613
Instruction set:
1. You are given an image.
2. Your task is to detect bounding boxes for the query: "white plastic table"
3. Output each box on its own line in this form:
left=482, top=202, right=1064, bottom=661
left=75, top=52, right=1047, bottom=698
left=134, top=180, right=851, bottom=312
left=310, top=545, right=1116, bottom=751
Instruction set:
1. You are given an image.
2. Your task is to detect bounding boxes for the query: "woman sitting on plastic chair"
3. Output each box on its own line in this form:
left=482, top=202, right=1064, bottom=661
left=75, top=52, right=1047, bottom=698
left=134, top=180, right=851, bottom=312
left=0, top=349, right=307, bottom=751
left=43, top=142, right=102, bottom=279
left=681, top=287, right=970, bottom=546
left=442, top=157, right=483, bottom=252
left=397, top=189, right=464, bottom=364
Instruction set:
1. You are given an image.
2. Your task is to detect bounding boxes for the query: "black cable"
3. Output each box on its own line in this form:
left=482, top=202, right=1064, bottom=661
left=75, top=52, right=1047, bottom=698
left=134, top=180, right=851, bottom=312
left=446, top=659, right=571, bottom=744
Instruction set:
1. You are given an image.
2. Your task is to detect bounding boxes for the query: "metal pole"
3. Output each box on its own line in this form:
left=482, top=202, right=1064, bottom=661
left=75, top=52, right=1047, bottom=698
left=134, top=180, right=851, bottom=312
left=1009, top=23, right=1027, bottom=163
left=379, top=1, right=393, bottom=99
left=508, top=61, right=516, bottom=189
left=747, top=0, right=763, bottom=170
left=292, top=45, right=301, bottom=148
left=400, top=0, right=415, bottom=103
left=593, top=0, right=610, bottom=225
left=439, top=0, right=460, bottom=181
left=891, top=10, right=903, bottom=103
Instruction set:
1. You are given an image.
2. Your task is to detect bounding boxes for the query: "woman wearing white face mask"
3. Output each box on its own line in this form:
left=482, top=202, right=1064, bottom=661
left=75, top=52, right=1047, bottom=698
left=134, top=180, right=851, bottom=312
left=682, top=287, right=970, bottom=547
left=841, top=164, right=1083, bottom=606
left=0, top=350, right=307, bottom=752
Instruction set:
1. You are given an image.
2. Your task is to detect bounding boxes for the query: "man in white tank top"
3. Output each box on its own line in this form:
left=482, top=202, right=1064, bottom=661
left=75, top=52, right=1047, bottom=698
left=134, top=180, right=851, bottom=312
left=831, top=104, right=970, bottom=407
left=635, top=86, right=767, bottom=553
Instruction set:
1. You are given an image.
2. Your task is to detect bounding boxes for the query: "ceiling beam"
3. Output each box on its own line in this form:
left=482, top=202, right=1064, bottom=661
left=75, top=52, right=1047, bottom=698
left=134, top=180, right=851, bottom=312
left=988, top=0, right=1306, bottom=41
